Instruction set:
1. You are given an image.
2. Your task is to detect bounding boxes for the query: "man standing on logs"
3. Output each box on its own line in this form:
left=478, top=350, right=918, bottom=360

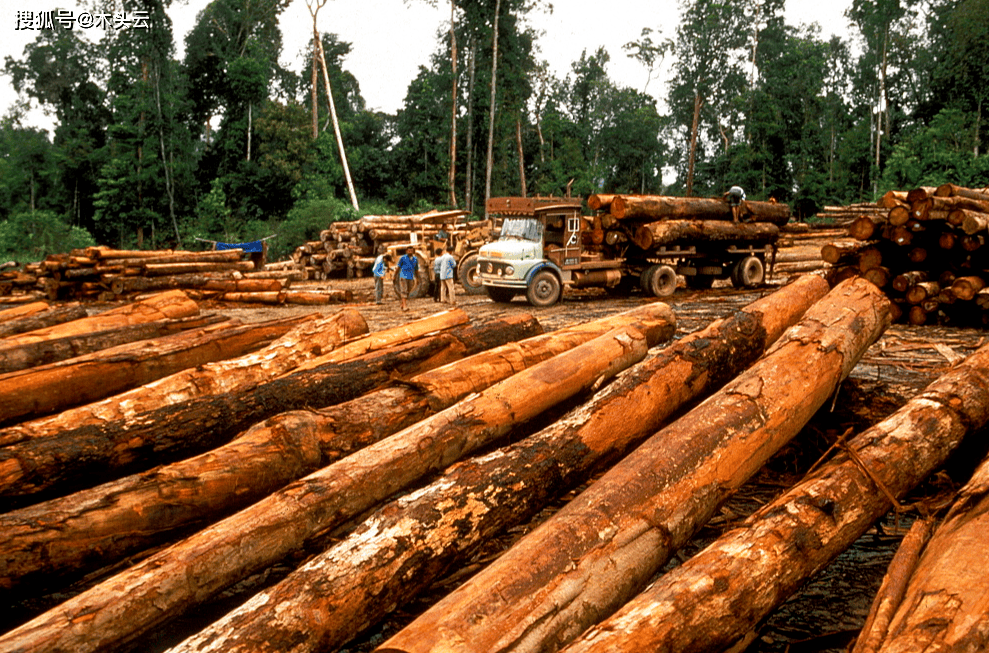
left=725, top=185, right=746, bottom=222
left=437, top=247, right=457, bottom=305
left=372, top=249, right=392, bottom=305
left=397, top=246, right=418, bottom=311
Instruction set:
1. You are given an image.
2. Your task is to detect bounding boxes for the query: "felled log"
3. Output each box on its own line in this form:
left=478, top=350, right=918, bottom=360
left=850, top=519, right=935, bottom=653
left=141, top=261, right=255, bottom=276
left=935, top=183, right=989, bottom=202
left=0, top=317, right=310, bottom=426
left=848, top=215, right=888, bottom=241
left=108, top=275, right=285, bottom=295
left=952, top=276, right=985, bottom=301
left=587, top=194, right=617, bottom=211
left=378, top=277, right=890, bottom=653
left=0, top=325, right=652, bottom=653
left=106, top=250, right=244, bottom=268
left=0, top=315, right=545, bottom=595
left=957, top=209, right=989, bottom=234
left=631, top=220, right=779, bottom=250
left=561, top=339, right=989, bottom=653
left=0, top=301, right=50, bottom=323
left=168, top=276, right=829, bottom=653
left=0, top=311, right=462, bottom=502
left=0, top=290, right=198, bottom=349
left=0, top=303, right=88, bottom=339
left=610, top=195, right=789, bottom=225
left=867, top=456, right=989, bottom=652
left=906, top=186, right=938, bottom=202
left=0, top=314, right=229, bottom=375
left=821, top=242, right=870, bottom=264
left=878, top=190, right=910, bottom=208
left=0, top=309, right=368, bottom=449
left=220, top=290, right=352, bottom=304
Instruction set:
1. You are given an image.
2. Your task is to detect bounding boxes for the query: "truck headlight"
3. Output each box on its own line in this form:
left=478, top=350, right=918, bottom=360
left=505, top=265, right=515, bottom=275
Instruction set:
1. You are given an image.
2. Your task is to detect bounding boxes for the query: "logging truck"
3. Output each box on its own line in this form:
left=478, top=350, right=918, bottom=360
left=477, top=196, right=781, bottom=307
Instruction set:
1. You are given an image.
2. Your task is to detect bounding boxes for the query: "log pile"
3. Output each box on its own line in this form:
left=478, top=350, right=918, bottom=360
left=824, top=183, right=989, bottom=326
left=291, top=209, right=491, bottom=280
left=7, top=246, right=341, bottom=305
left=6, top=276, right=989, bottom=653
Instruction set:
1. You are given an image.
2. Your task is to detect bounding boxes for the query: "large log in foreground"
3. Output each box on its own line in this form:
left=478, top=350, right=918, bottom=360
left=561, top=341, right=989, bottom=653
left=0, top=314, right=544, bottom=596
left=0, top=317, right=305, bottom=426
left=631, top=219, right=780, bottom=250
left=169, top=276, right=829, bottom=653
left=0, top=325, right=651, bottom=653
left=379, top=277, right=890, bottom=653
left=0, top=303, right=88, bottom=339
left=0, top=309, right=367, bottom=449
left=866, top=454, right=989, bottom=652
left=0, top=310, right=465, bottom=503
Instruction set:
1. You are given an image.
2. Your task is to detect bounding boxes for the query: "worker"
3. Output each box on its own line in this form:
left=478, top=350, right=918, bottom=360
left=725, top=185, right=746, bottom=223
left=371, top=249, right=392, bottom=305
left=432, top=249, right=443, bottom=303
left=397, top=246, right=418, bottom=312
left=437, top=247, right=457, bottom=305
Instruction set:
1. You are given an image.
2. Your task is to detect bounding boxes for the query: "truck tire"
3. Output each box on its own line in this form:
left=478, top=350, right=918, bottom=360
left=730, top=255, right=765, bottom=288
left=485, top=286, right=516, bottom=303
left=645, top=264, right=678, bottom=297
left=526, top=270, right=562, bottom=307
left=457, top=253, right=485, bottom=295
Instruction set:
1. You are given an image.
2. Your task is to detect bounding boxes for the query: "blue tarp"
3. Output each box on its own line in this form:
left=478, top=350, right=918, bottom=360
left=216, top=240, right=266, bottom=254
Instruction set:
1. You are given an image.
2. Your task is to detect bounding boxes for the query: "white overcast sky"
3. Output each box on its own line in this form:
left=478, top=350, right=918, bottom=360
left=1, top=0, right=855, bottom=134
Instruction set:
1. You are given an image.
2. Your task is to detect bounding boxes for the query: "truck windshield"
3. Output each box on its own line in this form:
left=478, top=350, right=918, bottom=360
left=500, top=218, right=543, bottom=242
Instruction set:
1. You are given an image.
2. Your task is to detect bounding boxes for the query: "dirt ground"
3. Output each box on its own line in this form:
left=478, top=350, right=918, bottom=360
left=195, top=270, right=989, bottom=653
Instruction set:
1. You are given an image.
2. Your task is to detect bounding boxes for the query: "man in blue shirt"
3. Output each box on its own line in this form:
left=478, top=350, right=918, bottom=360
left=371, top=250, right=392, bottom=305
left=437, top=247, right=457, bottom=305
left=397, top=246, right=418, bottom=311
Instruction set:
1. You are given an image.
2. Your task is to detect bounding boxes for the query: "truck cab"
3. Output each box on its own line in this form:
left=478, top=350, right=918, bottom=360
left=478, top=198, right=621, bottom=306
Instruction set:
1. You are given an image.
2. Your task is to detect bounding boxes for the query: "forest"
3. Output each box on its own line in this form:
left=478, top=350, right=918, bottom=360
left=0, top=0, right=987, bottom=263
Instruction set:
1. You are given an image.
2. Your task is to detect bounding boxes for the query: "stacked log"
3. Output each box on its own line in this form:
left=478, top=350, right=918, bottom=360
left=826, top=183, right=989, bottom=326
left=291, top=209, right=491, bottom=280
left=15, top=247, right=308, bottom=303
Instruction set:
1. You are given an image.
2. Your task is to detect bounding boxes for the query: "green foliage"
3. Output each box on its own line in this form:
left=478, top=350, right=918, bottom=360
left=881, top=108, right=987, bottom=190
left=0, top=211, right=95, bottom=262
left=264, top=198, right=359, bottom=260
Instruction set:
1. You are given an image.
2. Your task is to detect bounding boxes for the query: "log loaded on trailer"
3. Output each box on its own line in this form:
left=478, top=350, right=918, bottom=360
left=477, top=194, right=791, bottom=307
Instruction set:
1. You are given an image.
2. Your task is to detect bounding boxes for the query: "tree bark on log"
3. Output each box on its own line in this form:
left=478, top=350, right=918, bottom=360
left=108, top=275, right=285, bottom=295
left=378, top=276, right=890, bottom=653
left=167, top=276, right=829, bottom=653
left=0, top=301, right=50, bottom=323
left=0, top=318, right=308, bottom=426
left=957, top=209, right=989, bottom=235
left=631, top=220, right=779, bottom=250
left=0, top=314, right=231, bottom=376
left=141, top=261, right=256, bottom=276
left=587, top=194, right=617, bottom=211
left=935, top=183, right=989, bottom=202
left=560, top=340, right=989, bottom=653
left=0, top=325, right=652, bottom=653
left=0, top=315, right=545, bottom=595
left=868, top=456, right=989, bottom=653
left=0, top=309, right=367, bottom=449
left=0, top=290, right=198, bottom=349
left=0, top=304, right=88, bottom=339
left=219, top=290, right=352, bottom=304
left=0, top=311, right=463, bottom=503
left=610, top=195, right=789, bottom=225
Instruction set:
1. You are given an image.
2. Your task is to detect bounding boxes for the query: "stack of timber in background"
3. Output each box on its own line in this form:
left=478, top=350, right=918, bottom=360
left=291, top=209, right=491, bottom=280
left=17, top=246, right=349, bottom=306
left=823, top=183, right=989, bottom=326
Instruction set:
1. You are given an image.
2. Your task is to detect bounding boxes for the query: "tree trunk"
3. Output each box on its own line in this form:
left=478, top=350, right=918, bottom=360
left=631, top=220, right=779, bottom=250
left=935, top=183, right=989, bottom=202
left=0, top=290, right=198, bottom=348
left=0, top=315, right=545, bottom=596
left=0, top=318, right=305, bottom=426
left=0, top=314, right=230, bottom=375
left=167, top=276, right=829, bottom=653
left=686, top=91, right=702, bottom=197
left=0, top=325, right=652, bottom=653
left=611, top=195, right=789, bottom=225
left=484, top=0, right=501, bottom=220
left=377, top=277, right=890, bottom=653
left=869, top=456, right=989, bottom=652
left=0, top=303, right=88, bottom=338
left=561, top=339, right=989, bottom=653
left=448, top=0, right=457, bottom=207
left=0, top=309, right=367, bottom=449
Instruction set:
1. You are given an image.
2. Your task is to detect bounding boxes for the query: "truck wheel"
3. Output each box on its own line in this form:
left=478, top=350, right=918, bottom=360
left=485, top=286, right=516, bottom=303
left=526, top=270, right=562, bottom=307
left=730, top=256, right=765, bottom=288
left=457, top=253, right=485, bottom=295
left=645, top=264, right=678, bottom=297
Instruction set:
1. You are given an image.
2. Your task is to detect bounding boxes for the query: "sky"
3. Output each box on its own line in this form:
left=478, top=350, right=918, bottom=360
left=0, top=0, right=856, bottom=135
